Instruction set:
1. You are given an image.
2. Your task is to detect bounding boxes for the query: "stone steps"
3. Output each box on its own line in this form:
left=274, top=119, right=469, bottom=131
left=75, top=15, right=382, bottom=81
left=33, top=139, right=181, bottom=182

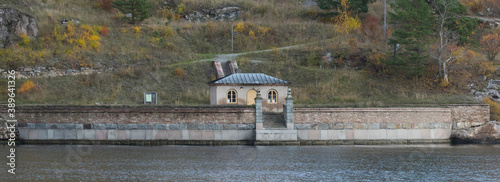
left=221, top=61, right=232, bottom=76
left=263, top=113, right=286, bottom=129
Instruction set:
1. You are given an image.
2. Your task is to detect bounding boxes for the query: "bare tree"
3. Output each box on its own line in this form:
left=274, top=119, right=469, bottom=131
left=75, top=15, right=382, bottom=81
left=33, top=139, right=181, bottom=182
left=431, top=0, right=464, bottom=78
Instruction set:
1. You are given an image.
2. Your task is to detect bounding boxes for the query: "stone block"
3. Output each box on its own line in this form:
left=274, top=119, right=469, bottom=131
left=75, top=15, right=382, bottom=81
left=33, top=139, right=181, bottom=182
left=386, top=130, right=398, bottom=140
left=371, top=123, right=380, bottom=129
left=53, top=130, right=65, bottom=140
left=221, top=130, right=237, bottom=140
left=215, top=124, right=223, bottom=130
left=202, top=130, right=215, bottom=140
left=379, top=123, right=387, bottom=129
left=108, top=130, right=117, bottom=140
left=397, top=129, right=408, bottom=140
left=169, top=124, right=180, bottom=130
left=75, top=124, right=83, bottom=130
left=287, top=123, right=294, bottom=130
left=117, top=130, right=130, bottom=140
left=27, top=123, right=35, bottom=129
left=344, top=123, right=353, bottom=129
left=295, top=124, right=311, bottom=130
left=408, top=129, right=421, bottom=139
left=387, top=123, right=396, bottom=129
left=154, top=130, right=167, bottom=140
left=167, top=130, right=182, bottom=140
left=137, top=124, right=148, bottom=130
left=83, top=130, right=96, bottom=140
left=318, top=123, right=329, bottom=130
left=320, top=130, right=328, bottom=140
left=214, top=130, right=222, bottom=140
left=47, top=129, right=54, bottom=139
left=421, top=129, right=432, bottom=139
left=187, top=123, right=197, bottom=130
left=35, top=123, right=45, bottom=129
left=64, top=130, right=77, bottom=140
left=19, top=129, right=29, bottom=140
left=308, top=130, right=321, bottom=140
left=28, top=129, right=38, bottom=140
left=95, top=130, right=107, bottom=140
left=180, top=124, right=187, bottom=130
left=182, top=130, right=189, bottom=140
left=189, top=130, right=203, bottom=140
left=333, top=123, right=344, bottom=130
left=38, top=129, right=48, bottom=140
left=338, top=130, right=346, bottom=140
left=146, top=130, right=155, bottom=140
left=154, top=124, right=167, bottom=130
left=105, top=124, right=117, bottom=130
left=256, top=123, right=264, bottom=130
left=354, top=130, right=368, bottom=140
left=60, top=123, right=76, bottom=129
left=130, top=130, right=146, bottom=140
left=237, top=124, right=252, bottom=130
left=346, top=130, right=354, bottom=140
left=46, top=123, right=57, bottom=129
left=93, top=124, right=106, bottom=130
left=433, top=129, right=451, bottom=139
left=326, top=130, right=339, bottom=140
left=76, top=130, right=84, bottom=140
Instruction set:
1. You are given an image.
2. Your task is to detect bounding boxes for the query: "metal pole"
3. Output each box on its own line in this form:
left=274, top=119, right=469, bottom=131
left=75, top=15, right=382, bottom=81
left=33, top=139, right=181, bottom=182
left=384, top=0, right=387, bottom=42
left=231, top=25, right=234, bottom=53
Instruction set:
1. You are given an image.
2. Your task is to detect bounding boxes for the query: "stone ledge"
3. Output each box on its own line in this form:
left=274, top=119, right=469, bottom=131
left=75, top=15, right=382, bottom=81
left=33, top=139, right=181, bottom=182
left=18, top=140, right=255, bottom=146
left=19, top=123, right=256, bottom=130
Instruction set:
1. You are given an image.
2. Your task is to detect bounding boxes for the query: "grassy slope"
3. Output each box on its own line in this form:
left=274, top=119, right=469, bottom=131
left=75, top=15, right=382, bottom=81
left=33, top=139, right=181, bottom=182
left=0, top=0, right=483, bottom=106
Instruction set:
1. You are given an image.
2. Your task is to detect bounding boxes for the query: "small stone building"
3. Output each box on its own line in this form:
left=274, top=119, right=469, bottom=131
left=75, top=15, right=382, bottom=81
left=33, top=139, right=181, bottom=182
left=208, top=73, right=290, bottom=112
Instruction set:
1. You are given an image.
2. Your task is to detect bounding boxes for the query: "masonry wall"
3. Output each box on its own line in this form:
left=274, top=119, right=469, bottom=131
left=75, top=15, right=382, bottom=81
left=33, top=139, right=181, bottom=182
left=449, top=104, right=490, bottom=129
left=14, top=106, right=255, bottom=141
left=291, top=106, right=488, bottom=141
left=4, top=105, right=490, bottom=144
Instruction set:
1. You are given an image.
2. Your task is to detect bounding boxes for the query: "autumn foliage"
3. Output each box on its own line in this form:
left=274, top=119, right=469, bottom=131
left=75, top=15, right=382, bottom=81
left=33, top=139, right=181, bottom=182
left=480, top=33, right=500, bottom=61
left=18, top=80, right=36, bottom=95
left=333, top=0, right=361, bottom=35
left=483, top=97, right=500, bottom=121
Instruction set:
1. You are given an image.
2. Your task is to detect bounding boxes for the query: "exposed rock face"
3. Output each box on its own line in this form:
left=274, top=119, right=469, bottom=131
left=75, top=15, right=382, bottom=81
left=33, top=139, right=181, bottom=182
left=451, top=121, right=500, bottom=144
left=0, top=8, right=38, bottom=48
left=471, top=79, right=500, bottom=102
left=183, top=7, right=242, bottom=22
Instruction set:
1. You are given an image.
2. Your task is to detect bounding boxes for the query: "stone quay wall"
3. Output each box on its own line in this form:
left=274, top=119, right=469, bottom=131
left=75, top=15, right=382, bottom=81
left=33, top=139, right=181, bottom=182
left=1, top=104, right=489, bottom=144
left=291, top=105, right=489, bottom=141
left=12, top=106, right=255, bottom=141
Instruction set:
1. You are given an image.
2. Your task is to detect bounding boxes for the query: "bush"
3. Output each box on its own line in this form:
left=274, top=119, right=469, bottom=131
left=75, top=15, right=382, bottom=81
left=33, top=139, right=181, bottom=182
left=483, top=97, right=500, bottom=121
left=18, top=80, right=36, bottom=95
left=100, top=0, right=114, bottom=11
left=100, top=25, right=110, bottom=36
left=173, top=67, right=186, bottom=77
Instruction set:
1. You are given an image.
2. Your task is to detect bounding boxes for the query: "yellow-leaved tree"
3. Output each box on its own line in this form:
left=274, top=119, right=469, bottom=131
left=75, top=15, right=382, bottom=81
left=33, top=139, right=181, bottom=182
left=333, top=0, right=361, bottom=34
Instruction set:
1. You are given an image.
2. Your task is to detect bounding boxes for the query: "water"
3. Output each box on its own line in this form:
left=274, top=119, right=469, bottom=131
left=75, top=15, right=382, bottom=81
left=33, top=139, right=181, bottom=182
left=0, top=144, right=499, bottom=181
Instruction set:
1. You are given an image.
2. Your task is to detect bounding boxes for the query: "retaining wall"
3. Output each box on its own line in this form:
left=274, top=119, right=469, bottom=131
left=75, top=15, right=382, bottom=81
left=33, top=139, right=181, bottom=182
left=2, top=104, right=490, bottom=145
left=292, top=106, right=489, bottom=141
left=13, top=106, right=255, bottom=141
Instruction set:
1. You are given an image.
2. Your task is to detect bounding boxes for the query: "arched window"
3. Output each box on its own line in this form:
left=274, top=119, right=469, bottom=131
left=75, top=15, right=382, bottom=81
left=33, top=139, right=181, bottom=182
left=267, top=90, right=277, bottom=104
left=227, top=90, right=237, bottom=103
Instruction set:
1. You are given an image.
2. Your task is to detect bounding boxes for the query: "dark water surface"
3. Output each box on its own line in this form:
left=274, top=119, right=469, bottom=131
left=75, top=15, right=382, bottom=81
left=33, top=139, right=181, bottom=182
left=0, top=144, right=499, bottom=181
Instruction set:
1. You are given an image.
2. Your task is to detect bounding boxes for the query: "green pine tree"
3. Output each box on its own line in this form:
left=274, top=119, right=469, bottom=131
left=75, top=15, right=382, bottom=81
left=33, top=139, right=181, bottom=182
left=387, top=0, right=435, bottom=77
left=112, top=0, right=153, bottom=24
left=316, top=0, right=375, bottom=17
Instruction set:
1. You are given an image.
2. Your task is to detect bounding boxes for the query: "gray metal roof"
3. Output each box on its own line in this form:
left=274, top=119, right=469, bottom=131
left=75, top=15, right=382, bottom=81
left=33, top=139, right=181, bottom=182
left=209, top=73, right=289, bottom=84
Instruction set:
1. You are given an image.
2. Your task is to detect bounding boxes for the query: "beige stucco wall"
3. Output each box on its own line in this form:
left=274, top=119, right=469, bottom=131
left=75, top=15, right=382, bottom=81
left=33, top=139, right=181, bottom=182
left=210, top=85, right=288, bottom=112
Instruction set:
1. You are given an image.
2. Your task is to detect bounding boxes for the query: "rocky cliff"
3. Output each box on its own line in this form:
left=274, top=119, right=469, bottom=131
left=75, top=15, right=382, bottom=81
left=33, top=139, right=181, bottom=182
left=0, top=8, right=38, bottom=48
left=451, top=121, right=500, bottom=144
